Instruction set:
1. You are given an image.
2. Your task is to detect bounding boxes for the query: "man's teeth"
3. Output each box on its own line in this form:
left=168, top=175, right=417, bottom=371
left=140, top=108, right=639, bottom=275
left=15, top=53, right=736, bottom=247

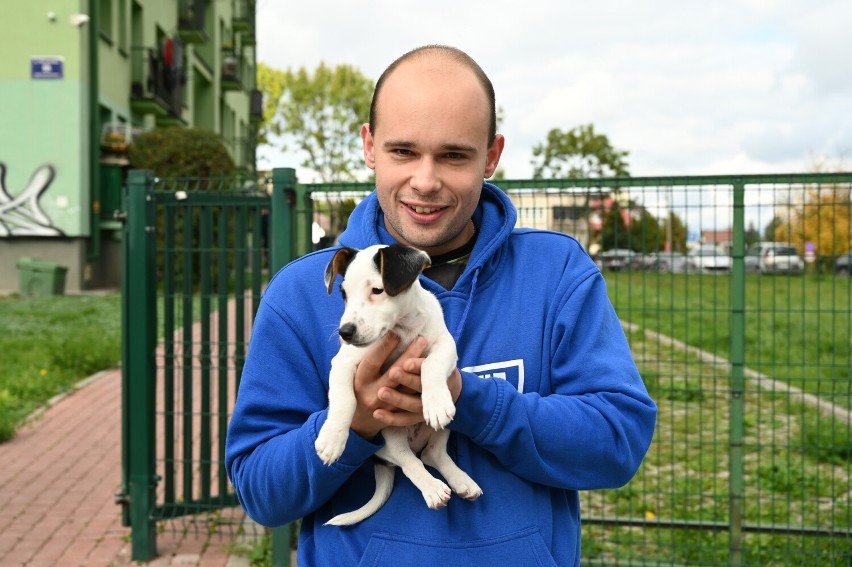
left=412, top=205, right=440, bottom=214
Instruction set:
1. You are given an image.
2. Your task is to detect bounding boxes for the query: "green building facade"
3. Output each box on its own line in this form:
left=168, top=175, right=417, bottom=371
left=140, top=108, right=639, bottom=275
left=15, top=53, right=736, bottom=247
left=0, top=0, right=259, bottom=291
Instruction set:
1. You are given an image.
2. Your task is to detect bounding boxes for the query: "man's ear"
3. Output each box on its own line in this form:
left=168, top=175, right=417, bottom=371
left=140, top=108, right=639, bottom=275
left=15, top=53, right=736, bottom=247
left=484, top=133, right=505, bottom=179
left=324, top=247, right=357, bottom=294
left=361, top=123, right=376, bottom=170
left=375, top=245, right=431, bottom=296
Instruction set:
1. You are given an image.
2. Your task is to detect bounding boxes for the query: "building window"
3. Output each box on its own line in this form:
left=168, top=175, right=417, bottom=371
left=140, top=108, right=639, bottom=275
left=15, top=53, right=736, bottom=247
left=98, top=0, right=113, bottom=43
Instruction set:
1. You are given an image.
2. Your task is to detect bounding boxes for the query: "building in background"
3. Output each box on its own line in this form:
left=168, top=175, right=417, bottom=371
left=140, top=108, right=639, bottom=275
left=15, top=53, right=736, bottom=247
left=0, top=0, right=260, bottom=292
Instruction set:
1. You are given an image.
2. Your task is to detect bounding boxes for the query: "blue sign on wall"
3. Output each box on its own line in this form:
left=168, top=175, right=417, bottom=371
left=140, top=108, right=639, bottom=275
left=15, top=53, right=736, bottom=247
left=31, top=57, right=64, bottom=79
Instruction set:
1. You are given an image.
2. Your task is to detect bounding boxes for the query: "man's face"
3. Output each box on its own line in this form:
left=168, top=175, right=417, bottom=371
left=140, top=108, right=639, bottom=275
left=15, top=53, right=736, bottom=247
left=362, top=58, right=504, bottom=257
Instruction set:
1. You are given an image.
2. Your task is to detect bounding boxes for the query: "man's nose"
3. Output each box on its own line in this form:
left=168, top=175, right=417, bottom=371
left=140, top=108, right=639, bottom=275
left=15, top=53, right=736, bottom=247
left=410, top=157, right=441, bottom=193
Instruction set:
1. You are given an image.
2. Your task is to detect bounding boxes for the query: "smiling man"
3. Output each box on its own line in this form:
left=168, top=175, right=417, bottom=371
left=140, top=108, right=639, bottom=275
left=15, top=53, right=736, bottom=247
left=226, top=45, right=657, bottom=566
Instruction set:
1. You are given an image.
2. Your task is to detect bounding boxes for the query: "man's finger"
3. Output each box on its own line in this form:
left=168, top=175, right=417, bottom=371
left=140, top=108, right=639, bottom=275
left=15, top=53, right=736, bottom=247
left=358, top=333, right=400, bottom=376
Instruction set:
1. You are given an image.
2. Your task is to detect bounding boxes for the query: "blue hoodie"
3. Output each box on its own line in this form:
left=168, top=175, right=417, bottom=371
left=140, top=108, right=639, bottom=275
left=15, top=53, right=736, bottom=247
left=226, top=182, right=657, bottom=566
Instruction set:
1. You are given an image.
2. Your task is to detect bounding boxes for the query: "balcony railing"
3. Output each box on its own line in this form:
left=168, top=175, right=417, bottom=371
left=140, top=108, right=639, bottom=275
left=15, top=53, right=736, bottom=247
left=221, top=47, right=242, bottom=91
left=233, top=0, right=255, bottom=33
left=178, top=0, right=207, bottom=44
left=250, top=89, right=263, bottom=122
left=130, top=47, right=183, bottom=120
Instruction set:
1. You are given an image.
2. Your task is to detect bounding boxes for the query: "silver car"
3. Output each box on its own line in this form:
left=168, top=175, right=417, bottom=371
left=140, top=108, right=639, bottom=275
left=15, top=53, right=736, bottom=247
left=687, top=245, right=731, bottom=274
left=745, top=242, right=804, bottom=275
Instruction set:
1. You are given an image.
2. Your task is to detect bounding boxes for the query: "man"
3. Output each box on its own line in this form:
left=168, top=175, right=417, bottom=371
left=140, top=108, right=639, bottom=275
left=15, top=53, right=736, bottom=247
left=226, top=45, right=656, bottom=566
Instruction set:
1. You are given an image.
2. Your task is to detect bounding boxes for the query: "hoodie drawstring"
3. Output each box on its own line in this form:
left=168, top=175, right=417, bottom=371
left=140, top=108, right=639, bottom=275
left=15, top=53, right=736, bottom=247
left=452, top=267, right=479, bottom=343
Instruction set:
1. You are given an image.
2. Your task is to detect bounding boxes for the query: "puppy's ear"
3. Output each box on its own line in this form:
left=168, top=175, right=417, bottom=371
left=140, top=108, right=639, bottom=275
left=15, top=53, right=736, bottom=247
left=325, top=247, right=357, bottom=295
left=375, top=245, right=431, bottom=296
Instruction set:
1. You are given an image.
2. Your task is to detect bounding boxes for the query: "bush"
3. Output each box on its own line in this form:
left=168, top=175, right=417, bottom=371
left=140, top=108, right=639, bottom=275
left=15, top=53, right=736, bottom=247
left=129, top=127, right=235, bottom=177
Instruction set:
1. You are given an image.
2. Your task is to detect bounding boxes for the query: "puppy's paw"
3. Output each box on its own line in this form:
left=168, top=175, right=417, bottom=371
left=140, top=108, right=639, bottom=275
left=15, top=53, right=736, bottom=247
left=456, top=481, right=483, bottom=501
left=315, top=427, right=347, bottom=465
left=421, top=388, right=455, bottom=430
left=421, top=477, right=452, bottom=510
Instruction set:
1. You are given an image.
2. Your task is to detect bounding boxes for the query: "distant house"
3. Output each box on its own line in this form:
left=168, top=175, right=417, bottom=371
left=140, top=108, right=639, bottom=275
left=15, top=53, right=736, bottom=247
left=701, top=229, right=733, bottom=253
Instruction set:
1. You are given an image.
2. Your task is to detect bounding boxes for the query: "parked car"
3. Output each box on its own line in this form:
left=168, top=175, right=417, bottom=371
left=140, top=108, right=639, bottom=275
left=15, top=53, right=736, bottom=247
left=745, top=242, right=804, bottom=275
left=687, top=245, right=731, bottom=274
left=834, top=252, right=852, bottom=276
left=596, top=248, right=637, bottom=271
left=650, top=252, right=688, bottom=273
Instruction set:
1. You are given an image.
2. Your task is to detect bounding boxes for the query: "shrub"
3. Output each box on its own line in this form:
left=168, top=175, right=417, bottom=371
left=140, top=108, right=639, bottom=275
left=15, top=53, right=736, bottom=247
left=129, top=127, right=235, bottom=178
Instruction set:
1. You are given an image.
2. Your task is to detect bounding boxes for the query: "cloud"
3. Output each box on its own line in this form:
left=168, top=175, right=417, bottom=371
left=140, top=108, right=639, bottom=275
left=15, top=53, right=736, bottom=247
left=256, top=0, right=851, bottom=179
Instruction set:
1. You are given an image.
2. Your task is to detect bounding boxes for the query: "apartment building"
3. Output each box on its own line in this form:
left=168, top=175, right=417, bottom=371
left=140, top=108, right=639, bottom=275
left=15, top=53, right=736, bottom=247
left=0, top=0, right=260, bottom=291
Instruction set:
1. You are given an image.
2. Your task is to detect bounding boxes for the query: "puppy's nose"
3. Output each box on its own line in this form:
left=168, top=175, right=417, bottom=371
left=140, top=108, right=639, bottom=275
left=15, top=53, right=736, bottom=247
left=338, top=323, right=357, bottom=343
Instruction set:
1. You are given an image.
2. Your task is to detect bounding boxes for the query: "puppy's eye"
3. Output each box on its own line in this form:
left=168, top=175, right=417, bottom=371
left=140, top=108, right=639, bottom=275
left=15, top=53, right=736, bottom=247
left=371, top=287, right=384, bottom=295
left=339, top=285, right=347, bottom=301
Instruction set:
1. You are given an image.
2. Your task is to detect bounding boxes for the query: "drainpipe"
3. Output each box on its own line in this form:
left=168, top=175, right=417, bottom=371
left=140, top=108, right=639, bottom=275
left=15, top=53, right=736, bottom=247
left=87, top=0, right=101, bottom=261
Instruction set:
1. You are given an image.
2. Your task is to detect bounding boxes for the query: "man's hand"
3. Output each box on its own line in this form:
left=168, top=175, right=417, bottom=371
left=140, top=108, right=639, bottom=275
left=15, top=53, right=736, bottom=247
left=350, top=335, right=428, bottom=440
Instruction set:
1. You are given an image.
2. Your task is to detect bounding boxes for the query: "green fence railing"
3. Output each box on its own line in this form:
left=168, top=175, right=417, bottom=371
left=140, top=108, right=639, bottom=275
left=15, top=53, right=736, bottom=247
left=123, top=168, right=852, bottom=566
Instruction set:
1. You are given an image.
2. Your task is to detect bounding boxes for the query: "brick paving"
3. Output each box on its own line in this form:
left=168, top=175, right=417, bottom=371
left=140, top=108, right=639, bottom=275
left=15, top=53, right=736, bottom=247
left=0, top=369, right=256, bottom=567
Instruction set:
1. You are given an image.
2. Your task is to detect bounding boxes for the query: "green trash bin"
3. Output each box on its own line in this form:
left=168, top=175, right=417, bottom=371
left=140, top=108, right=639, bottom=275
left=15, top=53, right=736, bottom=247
left=16, top=257, right=68, bottom=297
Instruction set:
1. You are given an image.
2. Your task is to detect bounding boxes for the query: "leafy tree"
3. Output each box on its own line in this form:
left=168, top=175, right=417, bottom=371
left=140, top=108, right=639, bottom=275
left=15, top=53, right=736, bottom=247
left=259, top=62, right=374, bottom=182
left=599, top=200, right=630, bottom=250
left=773, top=185, right=851, bottom=255
left=531, top=124, right=630, bottom=179
left=665, top=212, right=688, bottom=252
left=631, top=209, right=663, bottom=252
left=129, top=127, right=234, bottom=177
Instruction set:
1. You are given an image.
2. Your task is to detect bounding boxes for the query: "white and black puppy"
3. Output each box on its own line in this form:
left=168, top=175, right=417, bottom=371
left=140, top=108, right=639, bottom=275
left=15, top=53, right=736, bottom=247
left=316, top=244, right=482, bottom=526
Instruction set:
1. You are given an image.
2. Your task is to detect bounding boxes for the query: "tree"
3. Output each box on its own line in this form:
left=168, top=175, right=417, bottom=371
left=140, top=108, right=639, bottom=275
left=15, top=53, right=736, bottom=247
left=531, top=124, right=630, bottom=179
left=259, top=62, right=374, bottom=182
left=599, top=200, right=630, bottom=250
left=129, top=127, right=234, bottom=177
left=773, top=185, right=852, bottom=255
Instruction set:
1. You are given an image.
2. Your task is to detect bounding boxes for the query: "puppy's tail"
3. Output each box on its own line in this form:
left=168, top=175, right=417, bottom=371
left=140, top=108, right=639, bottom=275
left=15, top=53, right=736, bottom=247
left=324, top=463, right=395, bottom=526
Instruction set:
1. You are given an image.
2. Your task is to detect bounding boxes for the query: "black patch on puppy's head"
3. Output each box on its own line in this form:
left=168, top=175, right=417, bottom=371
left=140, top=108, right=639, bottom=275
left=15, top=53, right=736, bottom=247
left=375, top=245, right=431, bottom=296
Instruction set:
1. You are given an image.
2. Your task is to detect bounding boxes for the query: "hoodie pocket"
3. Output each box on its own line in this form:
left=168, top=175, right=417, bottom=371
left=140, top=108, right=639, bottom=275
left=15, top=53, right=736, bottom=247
left=357, top=526, right=559, bottom=567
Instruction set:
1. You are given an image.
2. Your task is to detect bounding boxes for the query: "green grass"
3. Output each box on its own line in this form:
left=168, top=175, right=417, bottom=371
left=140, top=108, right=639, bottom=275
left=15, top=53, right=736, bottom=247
left=0, top=293, right=121, bottom=442
left=604, top=271, right=852, bottom=408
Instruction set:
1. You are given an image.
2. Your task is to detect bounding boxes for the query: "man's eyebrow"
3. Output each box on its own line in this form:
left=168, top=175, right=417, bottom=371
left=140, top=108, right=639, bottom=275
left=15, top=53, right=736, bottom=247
left=382, top=140, right=478, bottom=153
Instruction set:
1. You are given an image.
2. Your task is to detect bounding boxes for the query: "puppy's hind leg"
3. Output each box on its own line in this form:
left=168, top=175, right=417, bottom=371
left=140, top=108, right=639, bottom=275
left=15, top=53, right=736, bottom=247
left=379, top=428, right=451, bottom=510
left=421, top=429, right=483, bottom=501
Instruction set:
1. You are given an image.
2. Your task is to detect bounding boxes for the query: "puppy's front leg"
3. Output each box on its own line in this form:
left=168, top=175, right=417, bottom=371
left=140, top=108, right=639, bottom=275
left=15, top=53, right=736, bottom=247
left=315, top=348, right=360, bottom=465
left=420, top=334, right=457, bottom=430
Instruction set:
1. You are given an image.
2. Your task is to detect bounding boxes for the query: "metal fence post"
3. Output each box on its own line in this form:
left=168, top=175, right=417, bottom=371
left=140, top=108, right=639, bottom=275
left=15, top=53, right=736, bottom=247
left=295, top=181, right=314, bottom=257
left=269, top=166, right=296, bottom=566
left=122, top=169, right=158, bottom=561
left=729, top=178, right=746, bottom=565
left=270, top=167, right=297, bottom=272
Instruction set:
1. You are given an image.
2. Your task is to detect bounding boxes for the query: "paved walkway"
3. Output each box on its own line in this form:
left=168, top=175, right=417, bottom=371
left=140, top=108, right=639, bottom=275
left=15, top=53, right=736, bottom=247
left=0, top=369, right=256, bottom=567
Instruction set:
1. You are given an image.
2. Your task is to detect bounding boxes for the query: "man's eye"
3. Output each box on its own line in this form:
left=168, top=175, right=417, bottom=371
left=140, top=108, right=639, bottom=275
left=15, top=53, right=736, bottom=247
left=371, top=287, right=384, bottom=295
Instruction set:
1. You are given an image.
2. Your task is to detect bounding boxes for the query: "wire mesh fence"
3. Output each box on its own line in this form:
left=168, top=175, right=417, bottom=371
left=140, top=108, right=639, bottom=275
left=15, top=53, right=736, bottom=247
left=124, top=170, right=851, bottom=565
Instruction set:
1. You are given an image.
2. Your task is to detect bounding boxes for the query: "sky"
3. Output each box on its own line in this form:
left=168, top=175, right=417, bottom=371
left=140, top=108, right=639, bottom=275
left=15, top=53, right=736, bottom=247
left=255, top=0, right=850, bottom=183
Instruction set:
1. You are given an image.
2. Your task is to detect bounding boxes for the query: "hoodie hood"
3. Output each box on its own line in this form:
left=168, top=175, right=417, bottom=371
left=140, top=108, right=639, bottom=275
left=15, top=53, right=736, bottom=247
left=338, top=181, right=518, bottom=290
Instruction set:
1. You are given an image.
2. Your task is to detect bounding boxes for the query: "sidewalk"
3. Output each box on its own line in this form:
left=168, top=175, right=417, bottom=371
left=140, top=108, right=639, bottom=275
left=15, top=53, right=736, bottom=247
left=0, top=368, right=255, bottom=567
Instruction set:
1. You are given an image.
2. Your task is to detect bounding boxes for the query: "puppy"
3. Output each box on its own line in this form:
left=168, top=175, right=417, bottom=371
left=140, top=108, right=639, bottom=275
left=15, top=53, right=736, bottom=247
left=315, top=244, right=483, bottom=526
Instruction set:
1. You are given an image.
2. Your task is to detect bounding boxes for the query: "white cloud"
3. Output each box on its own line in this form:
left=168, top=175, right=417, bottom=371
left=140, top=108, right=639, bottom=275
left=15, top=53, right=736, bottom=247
left=256, top=0, right=851, bottom=179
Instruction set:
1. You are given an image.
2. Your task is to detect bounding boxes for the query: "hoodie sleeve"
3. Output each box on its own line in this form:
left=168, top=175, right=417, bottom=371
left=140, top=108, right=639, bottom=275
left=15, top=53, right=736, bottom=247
left=225, top=289, right=382, bottom=528
left=449, top=266, right=657, bottom=491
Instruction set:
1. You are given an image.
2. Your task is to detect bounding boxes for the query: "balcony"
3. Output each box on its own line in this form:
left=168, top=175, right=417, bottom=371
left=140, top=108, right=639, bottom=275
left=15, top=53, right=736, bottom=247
left=178, top=0, right=207, bottom=44
left=233, top=0, right=255, bottom=33
left=250, top=89, right=263, bottom=122
left=221, top=48, right=242, bottom=91
left=130, top=47, right=183, bottom=121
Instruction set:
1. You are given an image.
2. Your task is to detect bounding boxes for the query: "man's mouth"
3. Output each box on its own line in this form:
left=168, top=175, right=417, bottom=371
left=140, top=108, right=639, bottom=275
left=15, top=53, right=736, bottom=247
left=409, top=204, right=443, bottom=214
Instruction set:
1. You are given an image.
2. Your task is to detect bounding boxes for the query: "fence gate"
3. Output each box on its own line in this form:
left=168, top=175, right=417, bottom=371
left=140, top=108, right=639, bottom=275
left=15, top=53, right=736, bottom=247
left=119, top=169, right=304, bottom=562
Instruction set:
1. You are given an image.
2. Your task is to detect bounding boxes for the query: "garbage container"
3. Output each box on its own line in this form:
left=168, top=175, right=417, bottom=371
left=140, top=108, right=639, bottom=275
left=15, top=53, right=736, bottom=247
left=16, top=257, right=68, bottom=297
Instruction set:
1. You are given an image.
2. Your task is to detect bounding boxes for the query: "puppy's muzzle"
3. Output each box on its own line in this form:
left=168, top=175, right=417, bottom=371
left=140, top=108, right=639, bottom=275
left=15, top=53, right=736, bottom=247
left=338, top=323, right=357, bottom=343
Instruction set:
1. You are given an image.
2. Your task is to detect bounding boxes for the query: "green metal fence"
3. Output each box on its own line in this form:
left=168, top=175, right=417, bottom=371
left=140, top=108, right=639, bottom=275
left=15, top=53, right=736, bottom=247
left=122, top=167, right=852, bottom=565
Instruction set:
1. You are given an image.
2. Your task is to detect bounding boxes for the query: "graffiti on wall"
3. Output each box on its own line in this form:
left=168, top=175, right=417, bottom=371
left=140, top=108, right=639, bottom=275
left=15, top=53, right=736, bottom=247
left=0, top=162, right=64, bottom=237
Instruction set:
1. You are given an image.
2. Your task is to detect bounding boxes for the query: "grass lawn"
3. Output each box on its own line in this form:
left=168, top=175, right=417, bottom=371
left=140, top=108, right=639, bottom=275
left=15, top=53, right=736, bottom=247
left=604, top=271, right=852, bottom=408
left=0, top=293, right=121, bottom=442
